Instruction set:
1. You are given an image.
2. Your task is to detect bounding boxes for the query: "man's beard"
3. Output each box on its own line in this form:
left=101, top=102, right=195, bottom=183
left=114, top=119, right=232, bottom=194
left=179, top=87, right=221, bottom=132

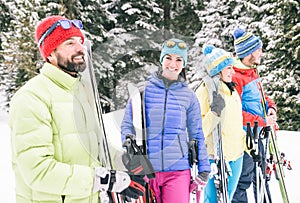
left=60, top=61, right=86, bottom=73
left=57, top=53, right=86, bottom=73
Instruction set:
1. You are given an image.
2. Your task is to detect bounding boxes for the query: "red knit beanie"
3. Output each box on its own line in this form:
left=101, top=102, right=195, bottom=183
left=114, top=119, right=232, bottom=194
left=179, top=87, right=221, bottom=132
left=35, top=15, right=84, bottom=60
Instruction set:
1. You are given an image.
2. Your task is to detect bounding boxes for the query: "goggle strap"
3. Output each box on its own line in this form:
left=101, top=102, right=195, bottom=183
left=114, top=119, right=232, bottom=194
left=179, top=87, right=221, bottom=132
left=38, top=19, right=82, bottom=47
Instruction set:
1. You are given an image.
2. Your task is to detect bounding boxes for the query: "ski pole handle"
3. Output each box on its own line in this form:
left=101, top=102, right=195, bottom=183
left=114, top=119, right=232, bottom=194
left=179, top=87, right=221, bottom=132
left=264, top=126, right=271, bottom=138
left=189, top=139, right=198, bottom=166
left=253, top=121, right=258, bottom=141
left=246, top=122, right=253, bottom=150
left=122, top=134, right=136, bottom=155
left=253, top=121, right=259, bottom=155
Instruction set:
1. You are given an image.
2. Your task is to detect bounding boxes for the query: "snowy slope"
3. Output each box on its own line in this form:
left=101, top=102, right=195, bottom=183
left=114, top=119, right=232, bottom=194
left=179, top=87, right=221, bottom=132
left=103, top=111, right=300, bottom=203
left=1, top=90, right=299, bottom=202
left=0, top=90, right=16, bottom=202
left=247, top=130, right=300, bottom=203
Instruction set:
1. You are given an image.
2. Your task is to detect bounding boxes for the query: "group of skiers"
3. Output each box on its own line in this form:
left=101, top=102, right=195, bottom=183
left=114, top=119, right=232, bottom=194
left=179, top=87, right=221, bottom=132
left=8, top=15, right=281, bottom=203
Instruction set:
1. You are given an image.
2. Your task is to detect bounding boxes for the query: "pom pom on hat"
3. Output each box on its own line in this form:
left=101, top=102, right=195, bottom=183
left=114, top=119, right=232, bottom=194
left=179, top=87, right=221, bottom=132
left=233, top=28, right=246, bottom=40
left=233, top=28, right=262, bottom=59
left=203, top=45, right=215, bottom=56
left=202, top=44, right=233, bottom=77
left=35, top=15, right=84, bottom=61
left=159, top=38, right=188, bottom=67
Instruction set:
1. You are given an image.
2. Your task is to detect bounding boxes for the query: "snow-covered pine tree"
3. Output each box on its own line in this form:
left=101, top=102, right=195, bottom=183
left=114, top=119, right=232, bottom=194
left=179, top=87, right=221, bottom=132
left=259, top=0, right=300, bottom=131
left=0, top=0, right=298, bottom=130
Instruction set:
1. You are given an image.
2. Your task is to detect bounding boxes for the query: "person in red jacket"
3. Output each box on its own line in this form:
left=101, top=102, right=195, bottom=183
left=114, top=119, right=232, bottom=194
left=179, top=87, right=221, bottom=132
left=231, top=28, right=277, bottom=203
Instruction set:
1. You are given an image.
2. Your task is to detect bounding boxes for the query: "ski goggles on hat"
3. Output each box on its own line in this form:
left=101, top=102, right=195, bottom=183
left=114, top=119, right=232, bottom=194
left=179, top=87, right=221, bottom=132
left=164, top=40, right=187, bottom=50
left=38, top=19, right=83, bottom=47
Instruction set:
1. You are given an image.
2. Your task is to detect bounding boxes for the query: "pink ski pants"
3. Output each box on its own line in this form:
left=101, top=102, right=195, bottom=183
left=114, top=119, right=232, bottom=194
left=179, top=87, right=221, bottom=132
left=149, top=169, right=191, bottom=203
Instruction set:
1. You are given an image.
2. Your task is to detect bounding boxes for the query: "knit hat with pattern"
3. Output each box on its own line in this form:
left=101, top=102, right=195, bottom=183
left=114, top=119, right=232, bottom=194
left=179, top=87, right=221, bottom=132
left=35, top=15, right=84, bottom=60
left=233, top=28, right=262, bottom=59
left=203, top=45, right=233, bottom=77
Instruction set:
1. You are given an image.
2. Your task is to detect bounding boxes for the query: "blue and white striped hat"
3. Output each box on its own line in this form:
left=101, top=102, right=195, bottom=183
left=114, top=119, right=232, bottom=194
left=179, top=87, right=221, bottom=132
left=202, top=45, right=233, bottom=77
left=233, top=28, right=262, bottom=59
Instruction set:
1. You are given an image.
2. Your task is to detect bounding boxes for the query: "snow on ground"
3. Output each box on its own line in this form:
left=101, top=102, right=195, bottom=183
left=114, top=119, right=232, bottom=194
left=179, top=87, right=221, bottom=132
left=1, top=89, right=299, bottom=202
left=105, top=110, right=300, bottom=203
left=0, top=90, right=16, bottom=202
left=247, top=130, right=300, bottom=203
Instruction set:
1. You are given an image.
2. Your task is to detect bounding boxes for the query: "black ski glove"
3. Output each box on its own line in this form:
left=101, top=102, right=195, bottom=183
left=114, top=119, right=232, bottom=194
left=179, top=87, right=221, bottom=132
left=122, top=134, right=155, bottom=178
left=122, top=151, right=144, bottom=175
left=120, top=174, right=146, bottom=199
left=250, top=149, right=262, bottom=163
left=211, top=91, right=225, bottom=116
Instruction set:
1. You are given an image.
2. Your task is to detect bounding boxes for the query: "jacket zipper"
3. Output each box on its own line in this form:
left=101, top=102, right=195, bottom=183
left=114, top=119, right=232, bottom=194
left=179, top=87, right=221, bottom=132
left=161, top=86, right=168, bottom=171
left=74, top=90, right=91, bottom=165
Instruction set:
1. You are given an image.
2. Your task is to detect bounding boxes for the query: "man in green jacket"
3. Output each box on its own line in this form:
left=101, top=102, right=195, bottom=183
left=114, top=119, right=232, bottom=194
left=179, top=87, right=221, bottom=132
left=9, top=15, right=145, bottom=203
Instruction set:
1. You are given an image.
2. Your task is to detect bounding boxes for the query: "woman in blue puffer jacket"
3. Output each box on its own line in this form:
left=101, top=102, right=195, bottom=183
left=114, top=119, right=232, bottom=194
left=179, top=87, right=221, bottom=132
left=121, top=38, right=210, bottom=203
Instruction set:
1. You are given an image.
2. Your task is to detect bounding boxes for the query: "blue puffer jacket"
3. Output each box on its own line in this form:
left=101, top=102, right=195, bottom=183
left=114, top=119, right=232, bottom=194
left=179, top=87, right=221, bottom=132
left=121, top=72, right=210, bottom=174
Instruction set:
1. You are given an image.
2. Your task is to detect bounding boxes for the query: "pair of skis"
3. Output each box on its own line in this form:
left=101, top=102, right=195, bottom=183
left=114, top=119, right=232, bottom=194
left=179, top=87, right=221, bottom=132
left=268, top=127, right=289, bottom=203
left=127, top=81, right=156, bottom=203
left=84, top=39, right=155, bottom=203
left=257, top=70, right=289, bottom=203
left=202, top=74, right=230, bottom=203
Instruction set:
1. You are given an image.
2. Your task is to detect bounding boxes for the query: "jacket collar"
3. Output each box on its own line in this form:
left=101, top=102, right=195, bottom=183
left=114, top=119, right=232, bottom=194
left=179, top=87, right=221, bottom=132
left=40, top=63, right=79, bottom=90
left=219, top=81, right=232, bottom=95
left=233, top=57, right=258, bottom=70
left=148, top=71, right=187, bottom=89
left=233, top=58, right=250, bottom=69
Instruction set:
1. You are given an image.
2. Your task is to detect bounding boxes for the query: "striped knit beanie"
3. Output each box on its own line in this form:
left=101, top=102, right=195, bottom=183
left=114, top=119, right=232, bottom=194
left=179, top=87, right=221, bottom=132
left=233, top=28, right=262, bottom=59
left=35, top=15, right=84, bottom=61
left=203, top=45, right=233, bottom=77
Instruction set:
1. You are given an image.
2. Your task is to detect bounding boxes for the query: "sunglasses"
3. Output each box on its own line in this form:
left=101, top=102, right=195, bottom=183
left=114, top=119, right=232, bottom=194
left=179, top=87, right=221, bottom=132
left=38, top=19, right=83, bottom=47
left=164, top=40, right=187, bottom=50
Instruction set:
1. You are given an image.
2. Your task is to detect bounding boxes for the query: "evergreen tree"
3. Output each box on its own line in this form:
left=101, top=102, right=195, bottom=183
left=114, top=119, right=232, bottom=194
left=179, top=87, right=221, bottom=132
left=102, top=0, right=206, bottom=110
left=0, top=0, right=14, bottom=108
left=0, top=0, right=299, bottom=129
left=260, top=0, right=300, bottom=130
left=0, top=0, right=13, bottom=83
left=156, top=0, right=204, bottom=38
left=95, top=0, right=163, bottom=110
left=189, top=0, right=257, bottom=88
left=1, top=0, right=109, bottom=104
left=1, top=0, right=41, bottom=102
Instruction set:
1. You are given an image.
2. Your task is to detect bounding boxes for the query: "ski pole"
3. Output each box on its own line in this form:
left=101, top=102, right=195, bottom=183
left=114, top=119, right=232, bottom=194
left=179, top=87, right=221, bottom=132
left=189, top=139, right=200, bottom=203
left=252, top=122, right=270, bottom=203
left=252, top=121, right=261, bottom=203
left=256, top=69, right=289, bottom=203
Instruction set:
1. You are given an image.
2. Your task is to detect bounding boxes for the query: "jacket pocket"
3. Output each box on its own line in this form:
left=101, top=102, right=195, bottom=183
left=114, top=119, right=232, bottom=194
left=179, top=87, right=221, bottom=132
left=177, top=134, right=184, bottom=158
